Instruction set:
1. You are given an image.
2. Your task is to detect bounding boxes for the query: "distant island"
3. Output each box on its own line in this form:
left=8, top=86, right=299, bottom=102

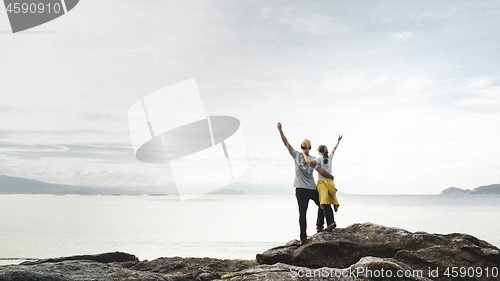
left=0, top=175, right=154, bottom=195
left=440, top=184, right=500, bottom=195
left=208, top=188, right=246, bottom=195
left=0, top=174, right=347, bottom=195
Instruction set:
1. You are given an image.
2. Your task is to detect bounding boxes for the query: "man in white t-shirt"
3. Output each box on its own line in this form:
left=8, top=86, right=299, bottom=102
left=277, top=123, right=334, bottom=244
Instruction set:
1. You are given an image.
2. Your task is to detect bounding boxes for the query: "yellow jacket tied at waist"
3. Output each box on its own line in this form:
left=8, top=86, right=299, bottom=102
left=317, top=179, right=339, bottom=212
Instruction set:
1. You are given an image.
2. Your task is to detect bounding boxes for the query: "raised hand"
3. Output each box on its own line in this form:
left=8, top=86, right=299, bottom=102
left=332, top=134, right=343, bottom=154
left=277, top=122, right=292, bottom=154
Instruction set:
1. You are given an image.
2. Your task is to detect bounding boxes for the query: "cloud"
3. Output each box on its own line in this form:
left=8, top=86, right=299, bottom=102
left=0, top=106, right=17, bottom=113
left=316, top=70, right=388, bottom=95
left=0, top=153, right=170, bottom=188
left=393, top=73, right=436, bottom=100
left=393, top=31, right=415, bottom=42
left=0, top=129, right=129, bottom=141
left=470, top=43, right=497, bottom=55
left=416, top=12, right=436, bottom=24
left=257, top=69, right=500, bottom=194
left=466, top=76, right=498, bottom=89
left=257, top=3, right=349, bottom=34
left=3, top=0, right=500, bottom=193
left=78, top=111, right=127, bottom=123
left=0, top=141, right=69, bottom=151
left=455, top=76, right=500, bottom=111
left=0, top=141, right=134, bottom=162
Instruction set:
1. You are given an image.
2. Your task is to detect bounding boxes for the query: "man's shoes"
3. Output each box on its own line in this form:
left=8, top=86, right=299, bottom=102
left=300, top=238, right=308, bottom=245
left=324, top=222, right=337, bottom=232
left=316, top=227, right=324, bottom=233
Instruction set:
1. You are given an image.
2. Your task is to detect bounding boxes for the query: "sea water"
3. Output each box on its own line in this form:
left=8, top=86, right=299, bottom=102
left=0, top=194, right=499, bottom=265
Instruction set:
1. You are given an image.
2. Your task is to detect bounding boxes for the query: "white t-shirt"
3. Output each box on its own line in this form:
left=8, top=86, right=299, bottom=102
left=291, top=149, right=320, bottom=190
left=316, top=153, right=333, bottom=181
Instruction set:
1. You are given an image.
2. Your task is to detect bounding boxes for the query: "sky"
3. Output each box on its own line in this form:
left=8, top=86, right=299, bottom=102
left=1, top=0, right=499, bottom=194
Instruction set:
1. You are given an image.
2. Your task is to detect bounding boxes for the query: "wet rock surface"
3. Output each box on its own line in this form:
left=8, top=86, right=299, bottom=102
left=131, top=256, right=257, bottom=280
left=0, top=254, right=257, bottom=281
left=0, top=260, right=174, bottom=281
left=20, top=252, right=139, bottom=266
left=1, top=223, right=498, bottom=281
left=218, top=257, right=433, bottom=281
left=257, top=222, right=500, bottom=281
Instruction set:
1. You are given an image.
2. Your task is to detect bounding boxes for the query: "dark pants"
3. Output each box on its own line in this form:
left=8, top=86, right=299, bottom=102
left=321, top=204, right=335, bottom=227
left=295, top=188, right=324, bottom=240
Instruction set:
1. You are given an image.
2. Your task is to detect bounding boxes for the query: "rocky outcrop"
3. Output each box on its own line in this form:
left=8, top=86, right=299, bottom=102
left=130, top=257, right=257, bottom=280
left=257, top=223, right=500, bottom=281
left=0, top=256, right=432, bottom=281
left=1, top=223, right=498, bottom=281
left=220, top=257, right=433, bottom=281
left=20, top=251, right=139, bottom=266
left=0, top=260, right=174, bottom=281
left=0, top=254, right=257, bottom=281
left=441, top=184, right=500, bottom=195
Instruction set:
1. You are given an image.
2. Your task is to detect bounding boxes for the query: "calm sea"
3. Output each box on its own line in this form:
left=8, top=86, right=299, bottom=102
left=0, top=194, right=499, bottom=265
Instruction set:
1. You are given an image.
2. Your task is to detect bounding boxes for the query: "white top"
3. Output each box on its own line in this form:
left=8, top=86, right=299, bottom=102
left=291, top=149, right=320, bottom=190
left=316, top=153, right=333, bottom=181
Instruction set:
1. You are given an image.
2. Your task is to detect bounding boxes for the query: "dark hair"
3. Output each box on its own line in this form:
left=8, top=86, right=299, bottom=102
left=318, top=145, right=329, bottom=165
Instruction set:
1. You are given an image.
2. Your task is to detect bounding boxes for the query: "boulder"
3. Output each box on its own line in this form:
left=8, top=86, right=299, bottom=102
left=257, top=222, right=500, bottom=281
left=218, top=257, right=432, bottom=281
left=0, top=256, right=434, bottom=281
left=394, top=237, right=500, bottom=280
left=0, top=254, right=257, bottom=281
left=131, top=256, right=257, bottom=280
left=0, top=260, right=175, bottom=281
left=20, top=251, right=138, bottom=266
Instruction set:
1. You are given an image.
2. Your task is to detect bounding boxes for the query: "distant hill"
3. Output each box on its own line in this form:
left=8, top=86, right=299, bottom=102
left=0, top=175, right=351, bottom=195
left=0, top=175, right=152, bottom=195
left=208, top=188, right=246, bottom=195
left=440, top=184, right=500, bottom=195
left=83, top=184, right=177, bottom=195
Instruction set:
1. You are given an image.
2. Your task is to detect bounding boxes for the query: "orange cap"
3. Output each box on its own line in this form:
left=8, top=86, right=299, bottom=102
left=301, top=139, right=311, bottom=150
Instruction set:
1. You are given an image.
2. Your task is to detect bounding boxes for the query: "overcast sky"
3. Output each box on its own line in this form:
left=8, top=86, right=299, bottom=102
left=1, top=0, right=499, bottom=194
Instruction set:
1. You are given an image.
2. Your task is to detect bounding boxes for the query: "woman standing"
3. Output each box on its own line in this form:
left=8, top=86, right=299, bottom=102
left=302, top=134, right=342, bottom=232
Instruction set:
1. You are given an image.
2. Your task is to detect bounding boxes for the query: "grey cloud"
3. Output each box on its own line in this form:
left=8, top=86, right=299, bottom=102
left=0, top=131, right=11, bottom=139
left=249, top=0, right=500, bottom=77
left=1, top=142, right=136, bottom=162
left=0, top=106, right=15, bottom=113
left=78, top=111, right=127, bottom=123
left=0, top=129, right=128, bottom=137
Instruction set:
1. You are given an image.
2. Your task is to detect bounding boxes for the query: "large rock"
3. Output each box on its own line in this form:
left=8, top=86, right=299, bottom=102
left=0, top=255, right=434, bottom=281
left=218, top=257, right=432, bottom=281
left=20, top=251, right=138, bottom=266
left=131, top=256, right=257, bottom=280
left=0, top=256, right=435, bottom=281
left=0, top=254, right=257, bottom=281
left=257, top=222, right=500, bottom=281
left=0, top=260, right=175, bottom=281
left=1, top=223, right=498, bottom=281
left=395, top=237, right=500, bottom=281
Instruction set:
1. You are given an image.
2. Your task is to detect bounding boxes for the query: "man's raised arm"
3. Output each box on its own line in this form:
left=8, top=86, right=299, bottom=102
left=277, top=122, right=293, bottom=155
